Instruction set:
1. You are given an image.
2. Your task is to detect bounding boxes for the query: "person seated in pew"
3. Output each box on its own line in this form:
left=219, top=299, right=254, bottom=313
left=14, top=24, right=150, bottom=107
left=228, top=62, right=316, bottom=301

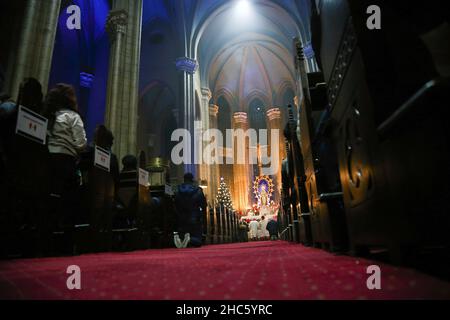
left=78, top=125, right=120, bottom=234
left=43, top=84, right=87, bottom=255
left=0, top=66, right=8, bottom=237
left=93, top=125, right=120, bottom=183
left=115, top=155, right=138, bottom=228
left=0, top=65, right=14, bottom=119
left=119, top=155, right=138, bottom=187
left=79, top=125, right=120, bottom=194
left=173, top=173, right=207, bottom=248
left=0, top=71, right=17, bottom=198
left=0, top=77, right=47, bottom=257
left=0, top=78, right=44, bottom=173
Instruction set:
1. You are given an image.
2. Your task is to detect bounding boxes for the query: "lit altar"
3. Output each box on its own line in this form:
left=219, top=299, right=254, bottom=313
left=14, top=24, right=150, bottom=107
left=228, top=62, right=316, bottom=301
left=253, top=175, right=273, bottom=212
left=239, top=144, right=279, bottom=221
left=240, top=175, right=279, bottom=221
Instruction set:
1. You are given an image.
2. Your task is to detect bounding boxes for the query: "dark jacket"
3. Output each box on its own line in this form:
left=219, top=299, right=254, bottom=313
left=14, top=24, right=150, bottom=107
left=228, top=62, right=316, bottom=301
left=266, top=219, right=278, bottom=236
left=174, top=182, right=207, bottom=235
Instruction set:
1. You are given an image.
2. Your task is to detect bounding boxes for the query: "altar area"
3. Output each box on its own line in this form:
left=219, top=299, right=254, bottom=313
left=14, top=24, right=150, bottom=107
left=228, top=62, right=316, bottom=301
left=240, top=175, right=279, bottom=222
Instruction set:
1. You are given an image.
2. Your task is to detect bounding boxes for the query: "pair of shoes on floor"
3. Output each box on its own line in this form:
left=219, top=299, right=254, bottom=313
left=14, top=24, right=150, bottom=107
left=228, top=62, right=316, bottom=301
left=174, top=232, right=190, bottom=248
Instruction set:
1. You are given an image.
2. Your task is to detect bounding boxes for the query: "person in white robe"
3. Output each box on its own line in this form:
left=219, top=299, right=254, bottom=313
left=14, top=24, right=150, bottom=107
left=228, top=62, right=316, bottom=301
left=248, top=219, right=259, bottom=241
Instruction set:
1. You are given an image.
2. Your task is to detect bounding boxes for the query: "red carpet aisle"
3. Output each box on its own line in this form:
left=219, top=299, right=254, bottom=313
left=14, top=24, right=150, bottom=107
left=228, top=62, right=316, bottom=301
left=0, top=241, right=449, bottom=300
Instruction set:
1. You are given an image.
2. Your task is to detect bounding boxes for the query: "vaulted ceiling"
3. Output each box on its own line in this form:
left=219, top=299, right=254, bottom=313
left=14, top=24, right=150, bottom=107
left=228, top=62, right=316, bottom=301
left=140, top=0, right=312, bottom=111
left=208, top=38, right=295, bottom=109
left=194, top=0, right=311, bottom=111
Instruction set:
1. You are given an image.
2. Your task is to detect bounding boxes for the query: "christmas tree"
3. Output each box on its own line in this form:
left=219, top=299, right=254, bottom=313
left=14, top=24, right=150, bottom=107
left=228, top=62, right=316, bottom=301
left=216, top=177, right=233, bottom=210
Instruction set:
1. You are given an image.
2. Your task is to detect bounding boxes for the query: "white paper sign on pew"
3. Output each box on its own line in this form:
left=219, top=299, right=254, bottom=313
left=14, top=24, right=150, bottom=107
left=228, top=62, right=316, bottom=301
left=15, top=105, right=48, bottom=144
left=138, top=168, right=150, bottom=187
left=165, top=184, right=174, bottom=196
left=94, top=145, right=111, bottom=172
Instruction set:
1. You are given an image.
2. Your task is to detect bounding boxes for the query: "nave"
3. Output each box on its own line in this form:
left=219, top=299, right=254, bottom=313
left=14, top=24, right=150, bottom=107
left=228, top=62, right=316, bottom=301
left=1, top=0, right=450, bottom=302
left=1, top=241, right=449, bottom=300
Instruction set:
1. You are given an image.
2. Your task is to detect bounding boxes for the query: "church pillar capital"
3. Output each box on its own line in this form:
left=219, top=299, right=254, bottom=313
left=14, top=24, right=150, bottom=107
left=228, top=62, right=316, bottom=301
left=266, top=108, right=281, bottom=121
left=209, top=104, right=219, bottom=118
left=176, top=57, right=199, bottom=74
left=106, top=10, right=128, bottom=42
left=233, top=112, right=248, bottom=125
left=201, top=87, right=212, bottom=100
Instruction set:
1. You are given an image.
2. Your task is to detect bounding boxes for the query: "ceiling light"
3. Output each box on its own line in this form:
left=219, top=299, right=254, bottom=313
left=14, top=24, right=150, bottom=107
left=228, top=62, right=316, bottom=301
left=236, top=0, right=251, bottom=15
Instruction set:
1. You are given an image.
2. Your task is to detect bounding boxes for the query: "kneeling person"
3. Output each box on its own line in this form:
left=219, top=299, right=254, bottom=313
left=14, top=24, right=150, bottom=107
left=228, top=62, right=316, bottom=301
left=174, top=173, right=206, bottom=248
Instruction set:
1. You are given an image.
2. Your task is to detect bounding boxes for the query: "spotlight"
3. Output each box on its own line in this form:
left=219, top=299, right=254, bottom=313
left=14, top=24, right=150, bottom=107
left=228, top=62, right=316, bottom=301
left=236, top=0, right=251, bottom=15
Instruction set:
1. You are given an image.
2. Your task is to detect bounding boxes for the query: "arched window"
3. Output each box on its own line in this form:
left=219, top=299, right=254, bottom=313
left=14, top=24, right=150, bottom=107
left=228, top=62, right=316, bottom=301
left=216, top=96, right=234, bottom=184
left=138, top=84, right=176, bottom=160
left=195, top=92, right=201, bottom=121
left=248, top=98, right=267, bottom=178
left=282, top=88, right=295, bottom=126
left=248, top=98, right=267, bottom=131
left=217, top=96, right=231, bottom=135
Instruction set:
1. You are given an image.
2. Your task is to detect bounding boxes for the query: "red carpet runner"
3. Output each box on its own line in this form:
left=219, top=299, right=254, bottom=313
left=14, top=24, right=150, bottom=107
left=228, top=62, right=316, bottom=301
left=1, top=241, right=449, bottom=300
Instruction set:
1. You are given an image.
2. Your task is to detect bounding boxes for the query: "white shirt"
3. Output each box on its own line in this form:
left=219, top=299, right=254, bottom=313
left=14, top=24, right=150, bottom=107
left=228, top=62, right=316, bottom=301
left=260, top=218, right=270, bottom=237
left=249, top=220, right=259, bottom=231
left=47, top=109, right=87, bottom=157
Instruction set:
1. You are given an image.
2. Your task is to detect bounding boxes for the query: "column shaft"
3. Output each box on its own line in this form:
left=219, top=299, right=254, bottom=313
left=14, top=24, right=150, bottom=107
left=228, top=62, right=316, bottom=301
left=232, top=112, right=250, bottom=211
left=267, top=108, right=284, bottom=203
left=105, top=0, right=143, bottom=162
left=6, top=0, right=61, bottom=98
left=208, top=104, right=219, bottom=201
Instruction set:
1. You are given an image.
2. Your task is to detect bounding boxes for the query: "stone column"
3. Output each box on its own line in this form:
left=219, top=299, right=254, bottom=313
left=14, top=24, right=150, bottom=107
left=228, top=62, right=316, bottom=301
left=105, top=10, right=127, bottom=142
left=294, top=95, right=301, bottom=144
left=232, top=112, right=250, bottom=211
left=176, top=57, right=198, bottom=177
left=170, top=108, right=184, bottom=184
left=105, top=0, right=143, bottom=163
left=303, top=42, right=319, bottom=72
left=266, top=107, right=284, bottom=203
left=208, top=103, right=219, bottom=201
left=199, top=87, right=212, bottom=199
left=5, top=0, right=61, bottom=98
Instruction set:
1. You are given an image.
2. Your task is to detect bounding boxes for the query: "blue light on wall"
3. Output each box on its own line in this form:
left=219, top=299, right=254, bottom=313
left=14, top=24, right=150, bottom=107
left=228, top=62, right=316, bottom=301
left=49, top=0, right=111, bottom=142
left=80, top=72, right=95, bottom=88
left=303, top=43, right=315, bottom=59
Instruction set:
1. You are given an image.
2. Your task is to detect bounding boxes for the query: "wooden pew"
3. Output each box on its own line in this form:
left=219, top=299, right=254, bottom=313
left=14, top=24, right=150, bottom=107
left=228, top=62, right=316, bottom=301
left=216, top=206, right=224, bottom=243
left=132, top=151, right=152, bottom=249
left=212, top=206, right=219, bottom=244
left=78, top=147, right=117, bottom=253
left=294, top=66, right=349, bottom=252
left=224, top=208, right=230, bottom=243
left=315, top=0, right=450, bottom=262
left=0, top=130, right=50, bottom=257
left=113, top=167, right=139, bottom=252
left=206, top=205, right=214, bottom=244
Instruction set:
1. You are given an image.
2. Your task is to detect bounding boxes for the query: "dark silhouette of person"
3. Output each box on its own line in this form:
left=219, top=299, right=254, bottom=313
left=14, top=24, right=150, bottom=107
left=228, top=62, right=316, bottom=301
left=0, top=77, right=46, bottom=257
left=43, top=83, right=87, bottom=255
left=0, top=78, right=43, bottom=177
left=174, top=173, right=207, bottom=248
left=266, top=218, right=279, bottom=240
left=116, top=154, right=138, bottom=228
left=238, top=218, right=249, bottom=242
left=78, top=125, right=120, bottom=251
left=0, top=64, right=6, bottom=102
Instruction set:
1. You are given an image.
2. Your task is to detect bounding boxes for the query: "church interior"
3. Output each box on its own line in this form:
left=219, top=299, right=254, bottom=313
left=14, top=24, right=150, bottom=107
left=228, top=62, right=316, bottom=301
left=0, top=0, right=450, bottom=300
